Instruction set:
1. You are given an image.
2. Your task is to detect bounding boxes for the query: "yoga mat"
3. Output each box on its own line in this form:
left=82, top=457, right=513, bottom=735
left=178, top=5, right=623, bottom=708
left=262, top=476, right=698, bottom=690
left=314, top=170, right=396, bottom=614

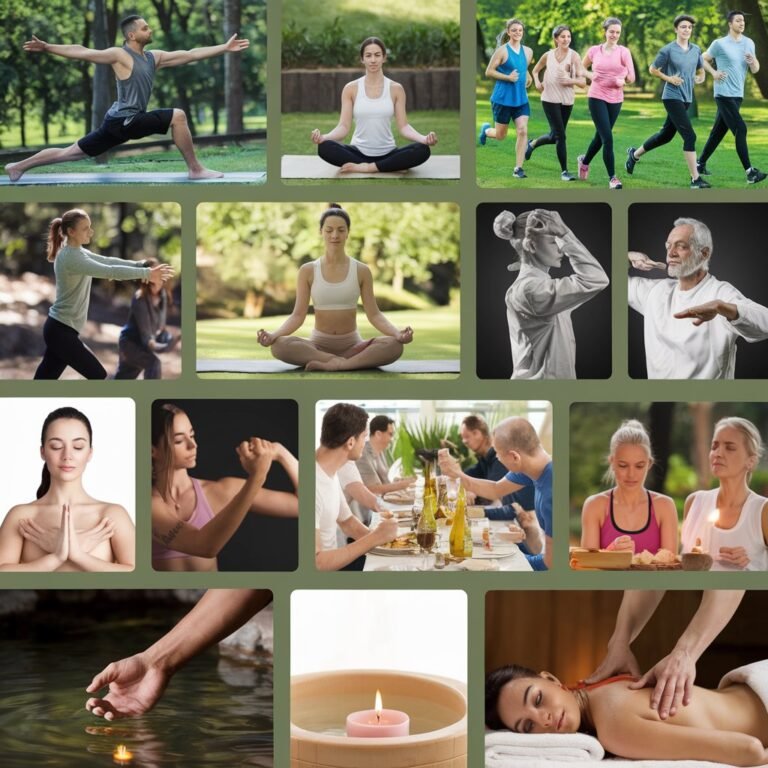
left=196, top=359, right=460, bottom=374
left=281, top=154, right=460, bottom=179
left=1, top=171, right=266, bottom=185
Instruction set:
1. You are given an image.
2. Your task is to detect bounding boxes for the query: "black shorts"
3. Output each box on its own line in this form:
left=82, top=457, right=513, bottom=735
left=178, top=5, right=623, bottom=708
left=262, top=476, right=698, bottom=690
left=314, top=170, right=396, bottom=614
left=77, top=109, right=174, bottom=156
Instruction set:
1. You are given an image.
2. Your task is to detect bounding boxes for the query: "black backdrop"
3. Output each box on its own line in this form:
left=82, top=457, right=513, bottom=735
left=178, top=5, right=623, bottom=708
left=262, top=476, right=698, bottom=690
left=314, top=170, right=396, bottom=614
left=476, top=202, right=612, bottom=379
left=153, top=399, right=299, bottom=571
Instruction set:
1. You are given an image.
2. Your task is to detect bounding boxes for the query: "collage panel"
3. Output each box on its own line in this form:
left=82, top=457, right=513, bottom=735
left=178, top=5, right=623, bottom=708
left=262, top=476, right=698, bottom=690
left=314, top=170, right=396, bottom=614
left=628, top=203, right=768, bottom=379
left=570, top=401, right=768, bottom=572
left=291, top=589, right=466, bottom=767
left=476, top=202, right=611, bottom=380
left=150, top=398, right=299, bottom=573
left=280, top=0, right=460, bottom=182
left=1, top=589, right=273, bottom=765
left=315, top=399, right=552, bottom=572
left=485, top=590, right=768, bottom=764
left=0, top=202, right=181, bottom=381
left=196, top=201, right=460, bottom=379
left=0, top=397, right=135, bottom=573
left=2, top=1, right=266, bottom=186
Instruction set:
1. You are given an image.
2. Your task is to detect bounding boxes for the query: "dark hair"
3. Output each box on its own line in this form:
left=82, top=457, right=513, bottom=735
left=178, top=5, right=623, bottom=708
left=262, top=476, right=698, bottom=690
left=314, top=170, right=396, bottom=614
left=369, top=415, right=395, bottom=436
left=47, top=208, right=89, bottom=262
left=673, top=14, right=696, bottom=28
left=462, top=414, right=490, bottom=439
left=552, top=24, right=572, bottom=39
left=121, top=15, right=142, bottom=39
left=486, top=664, right=539, bottom=730
left=359, top=36, right=386, bottom=58
left=321, top=403, right=368, bottom=449
left=603, top=17, right=622, bottom=30
left=151, top=402, right=187, bottom=503
left=320, top=203, right=351, bottom=230
left=37, top=407, right=93, bottom=499
left=137, top=257, right=174, bottom=305
left=727, top=10, right=746, bottom=23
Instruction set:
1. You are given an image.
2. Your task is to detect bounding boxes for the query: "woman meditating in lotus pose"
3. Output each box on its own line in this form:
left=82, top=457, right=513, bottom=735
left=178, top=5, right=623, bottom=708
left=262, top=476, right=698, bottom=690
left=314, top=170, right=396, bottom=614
left=0, top=407, right=135, bottom=572
left=310, top=36, right=437, bottom=173
left=256, top=204, right=413, bottom=371
left=581, top=419, right=678, bottom=554
left=682, top=416, right=768, bottom=570
left=486, top=663, right=768, bottom=765
left=151, top=403, right=299, bottom=572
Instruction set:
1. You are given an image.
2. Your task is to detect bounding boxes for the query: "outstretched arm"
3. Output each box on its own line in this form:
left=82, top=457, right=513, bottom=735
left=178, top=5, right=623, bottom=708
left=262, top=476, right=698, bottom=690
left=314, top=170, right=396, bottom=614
left=86, top=589, right=272, bottom=719
left=23, top=36, right=124, bottom=65
left=154, top=34, right=249, bottom=68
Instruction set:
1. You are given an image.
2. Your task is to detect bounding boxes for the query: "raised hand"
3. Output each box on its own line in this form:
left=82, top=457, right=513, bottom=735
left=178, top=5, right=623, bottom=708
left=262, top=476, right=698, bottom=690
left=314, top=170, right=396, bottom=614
left=527, top=209, right=569, bottom=238
left=237, top=437, right=276, bottom=476
left=20, top=516, right=114, bottom=554
left=257, top=329, right=276, bottom=347
left=395, top=326, right=414, bottom=344
left=23, top=35, right=48, bottom=53
left=628, top=250, right=667, bottom=271
left=673, top=300, right=722, bottom=326
left=310, top=129, right=325, bottom=145
left=54, top=504, right=70, bottom=563
left=224, top=34, right=249, bottom=53
left=437, top=448, right=461, bottom=478
left=423, top=132, right=438, bottom=146
left=85, top=653, right=171, bottom=720
left=148, top=264, right=174, bottom=287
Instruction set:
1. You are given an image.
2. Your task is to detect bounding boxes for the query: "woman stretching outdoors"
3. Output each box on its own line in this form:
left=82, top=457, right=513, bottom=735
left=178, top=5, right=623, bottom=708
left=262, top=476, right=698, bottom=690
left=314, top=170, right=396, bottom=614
left=257, top=204, right=413, bottom=372
left=581, top=419, right=678, bottom=554
left=682, top=417, right=768, bottom=571
left=478, top=18, right=533, bottom=179
left=526, top=25, right=584, bottom=182
left=311, top=37, right=437, bottom=173
left=0, top=407, right=135, bottom=572
left=114, top=257, right=179, bottom=379
left=625, top=14, right=713, bottom=188
left=34, top=208, right=173, bottom=380
left=577, top=17, right=636, bottom=189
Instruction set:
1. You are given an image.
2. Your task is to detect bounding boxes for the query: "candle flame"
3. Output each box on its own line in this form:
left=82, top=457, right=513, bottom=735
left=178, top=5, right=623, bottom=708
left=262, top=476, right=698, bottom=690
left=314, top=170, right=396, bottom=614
left=708, top=510, right=720, bottom=524
left=113, top=745, right=133, bottom=762
left=374, top=689, right=383, bottom=721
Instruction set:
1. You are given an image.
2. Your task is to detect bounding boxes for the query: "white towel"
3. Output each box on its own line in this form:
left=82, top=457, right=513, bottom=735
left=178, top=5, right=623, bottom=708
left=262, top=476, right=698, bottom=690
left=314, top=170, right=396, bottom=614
left=719, top=658, right=768, bottom=711
left=485, top=730, right=604, bottom=764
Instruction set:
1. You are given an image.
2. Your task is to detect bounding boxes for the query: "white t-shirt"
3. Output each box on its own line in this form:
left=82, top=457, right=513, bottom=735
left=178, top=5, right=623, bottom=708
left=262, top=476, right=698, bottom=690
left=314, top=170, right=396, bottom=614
left=629, top=273, right=768, bottom=379
left=315, top=462, right=352, bottom=551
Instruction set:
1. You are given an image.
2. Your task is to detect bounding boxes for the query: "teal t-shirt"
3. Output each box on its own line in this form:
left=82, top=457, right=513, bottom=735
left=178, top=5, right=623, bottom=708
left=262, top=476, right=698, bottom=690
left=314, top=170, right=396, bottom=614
left=708, top=35, right=755, bottom=98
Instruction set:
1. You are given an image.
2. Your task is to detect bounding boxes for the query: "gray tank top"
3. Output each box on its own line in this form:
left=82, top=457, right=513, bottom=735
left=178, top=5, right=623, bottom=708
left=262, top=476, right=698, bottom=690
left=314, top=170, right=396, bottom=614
left=107, top=47, right=156, bottom=120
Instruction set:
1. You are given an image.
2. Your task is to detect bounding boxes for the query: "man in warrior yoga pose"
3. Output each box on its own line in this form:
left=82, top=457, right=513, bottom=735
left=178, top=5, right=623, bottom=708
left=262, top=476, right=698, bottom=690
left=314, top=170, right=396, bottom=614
left=5, top=15, right=249, bottom=182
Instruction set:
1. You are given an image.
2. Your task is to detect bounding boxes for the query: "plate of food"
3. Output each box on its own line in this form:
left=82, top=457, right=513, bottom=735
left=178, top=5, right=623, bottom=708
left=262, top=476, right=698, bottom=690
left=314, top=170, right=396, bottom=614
left=382, top=488, right=416, bottom=505
left=630, top=548, right=682, bottom=570
left=470, top=545, right=518, bottom=559
left=371, top=532, right=420, bottom=556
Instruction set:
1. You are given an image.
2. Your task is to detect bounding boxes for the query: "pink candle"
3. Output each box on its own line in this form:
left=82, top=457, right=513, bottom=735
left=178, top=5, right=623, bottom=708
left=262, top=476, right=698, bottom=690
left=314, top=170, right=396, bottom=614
left=345, top=690, right=410, bottom=738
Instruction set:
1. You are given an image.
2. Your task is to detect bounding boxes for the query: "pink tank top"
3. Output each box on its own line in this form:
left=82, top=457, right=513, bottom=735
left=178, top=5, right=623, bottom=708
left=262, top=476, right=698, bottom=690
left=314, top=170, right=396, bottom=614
left=152, top=477, right=216, bottom=559
left=599, top=489, right=662, bottom=553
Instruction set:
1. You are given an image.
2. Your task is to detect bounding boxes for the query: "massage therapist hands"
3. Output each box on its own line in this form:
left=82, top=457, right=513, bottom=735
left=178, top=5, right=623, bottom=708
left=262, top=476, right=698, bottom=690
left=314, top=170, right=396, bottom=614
left=586, top=590, right=745, bottom=720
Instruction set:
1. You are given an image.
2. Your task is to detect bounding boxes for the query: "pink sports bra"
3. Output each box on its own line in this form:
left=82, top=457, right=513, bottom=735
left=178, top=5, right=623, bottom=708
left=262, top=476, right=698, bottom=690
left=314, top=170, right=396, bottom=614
left=599, top=489, right=662, bottom=554
left=152, top=477, right=216, bottom=559
left=310, top=258, right=361, bottom=310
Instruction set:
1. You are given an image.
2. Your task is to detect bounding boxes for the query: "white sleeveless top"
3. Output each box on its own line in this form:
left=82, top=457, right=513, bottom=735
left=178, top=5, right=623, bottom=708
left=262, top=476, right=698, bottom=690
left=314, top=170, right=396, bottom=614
left=351, top=76, right=396, bottom=156
left=310, top=258, right=361, bottom=310
left=681, top=487, right=768, bottom=571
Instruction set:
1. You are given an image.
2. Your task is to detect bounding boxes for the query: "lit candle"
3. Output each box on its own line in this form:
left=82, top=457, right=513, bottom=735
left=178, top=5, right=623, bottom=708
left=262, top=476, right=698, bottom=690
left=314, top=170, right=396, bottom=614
left=113, top=745, right=133, bottom=765
left=345, top=689, right=410, bottom=738
left=701, top=509, right=720, bottom=554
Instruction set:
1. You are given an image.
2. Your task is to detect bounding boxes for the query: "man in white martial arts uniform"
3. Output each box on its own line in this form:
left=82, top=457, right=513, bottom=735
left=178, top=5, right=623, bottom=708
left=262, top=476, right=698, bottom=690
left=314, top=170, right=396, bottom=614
left=628, top=217, right=768, bottom=379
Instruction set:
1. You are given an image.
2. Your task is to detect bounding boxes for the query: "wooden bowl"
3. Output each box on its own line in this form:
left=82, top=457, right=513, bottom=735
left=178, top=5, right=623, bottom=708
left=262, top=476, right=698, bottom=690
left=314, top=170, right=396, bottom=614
left=681, top=552, right=714, bottom=571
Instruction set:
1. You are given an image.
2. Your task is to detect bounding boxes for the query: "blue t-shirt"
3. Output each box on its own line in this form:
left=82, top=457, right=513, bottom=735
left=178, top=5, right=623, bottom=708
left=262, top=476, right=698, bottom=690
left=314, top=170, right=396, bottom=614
left=707, top=35, right=755, bottom=98
left=490, top=43, right=529, bottom=107
left=504, top=462, right=553, bottom=537
left=653, top=41, right=703, bottom=102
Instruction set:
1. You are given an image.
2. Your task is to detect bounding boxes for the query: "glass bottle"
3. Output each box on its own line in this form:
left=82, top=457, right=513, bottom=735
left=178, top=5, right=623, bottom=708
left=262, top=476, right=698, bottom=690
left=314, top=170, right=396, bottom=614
left=449, top=483, right=468, bottom=557
left=416, top=489, right=438, bottom=555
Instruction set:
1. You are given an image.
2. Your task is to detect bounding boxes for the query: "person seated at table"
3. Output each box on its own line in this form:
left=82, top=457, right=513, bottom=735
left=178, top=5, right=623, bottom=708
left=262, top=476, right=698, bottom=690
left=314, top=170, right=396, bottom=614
left=316, top=403, right=398, bottom=571
left=581, top=419, right=678, bottom=554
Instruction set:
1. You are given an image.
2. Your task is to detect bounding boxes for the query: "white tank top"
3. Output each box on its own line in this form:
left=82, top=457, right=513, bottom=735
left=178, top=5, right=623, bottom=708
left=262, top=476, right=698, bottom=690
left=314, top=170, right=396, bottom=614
left=310, top=258, right=361, bottom=310
left=681, top=488, right=768, bottom=571
left=351, top=76, right=396, bottom=156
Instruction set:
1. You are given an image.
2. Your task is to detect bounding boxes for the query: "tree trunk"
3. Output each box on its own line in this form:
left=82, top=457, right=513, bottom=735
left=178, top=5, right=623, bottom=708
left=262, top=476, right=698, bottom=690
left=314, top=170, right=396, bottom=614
left=690, top=402, right=714, bottom=488
left=648, top=402, right=675, bottom=492
left=737, top=0, right=768, bottom=96
left=224, top=0, right=244, bottom=133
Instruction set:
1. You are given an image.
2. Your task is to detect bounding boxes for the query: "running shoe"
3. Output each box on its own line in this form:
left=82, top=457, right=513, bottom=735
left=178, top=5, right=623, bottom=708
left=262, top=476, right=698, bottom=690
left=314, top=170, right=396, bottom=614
left=524, top=139, right=534, bottom=161
left=478, top=122, right=490, bottom=146
left=577, top=155, right=589, bottom=180
left=561, top=171, right=576, bottom=181
left=625, top=147, right=638, bottom=175
left=696, top=159, right=711, bottom=175
left=512, top=166, right=527, bottom=179
left=690, top=176, right=712, bottom=189
left=609, top=176, right=623, bottom=190
left=747, top=167, right=767, bottom=184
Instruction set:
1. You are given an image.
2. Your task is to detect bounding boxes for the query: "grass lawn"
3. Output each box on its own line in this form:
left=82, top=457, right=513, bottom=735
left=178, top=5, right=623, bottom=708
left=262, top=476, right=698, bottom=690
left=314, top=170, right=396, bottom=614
left=196, top=307, right=460, bottom=380
left=476, top=84, right=768, bottom=189
left=7, top=141, right=266, bottom=176
left=281, top=110, right=459, bottom=186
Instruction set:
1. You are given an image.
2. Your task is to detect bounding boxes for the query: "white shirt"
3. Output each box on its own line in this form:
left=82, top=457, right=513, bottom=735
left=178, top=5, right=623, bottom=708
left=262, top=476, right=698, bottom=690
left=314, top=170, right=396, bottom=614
left=505, top=233, right=609, bottom=379
left=629, top=273, right=768, bottom=379
left=315, top=462, right=352, bottom=552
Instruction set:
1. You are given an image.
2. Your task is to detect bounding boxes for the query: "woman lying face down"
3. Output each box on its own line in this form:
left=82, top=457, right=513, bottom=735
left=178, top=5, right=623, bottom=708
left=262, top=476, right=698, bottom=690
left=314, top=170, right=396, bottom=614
left=486, top=664, right=768, bottom=766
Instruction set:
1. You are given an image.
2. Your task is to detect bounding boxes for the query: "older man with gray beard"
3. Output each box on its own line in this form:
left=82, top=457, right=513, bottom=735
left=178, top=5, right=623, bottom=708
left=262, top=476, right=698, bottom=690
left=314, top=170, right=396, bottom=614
left=628, top=216, right=768, bottom=379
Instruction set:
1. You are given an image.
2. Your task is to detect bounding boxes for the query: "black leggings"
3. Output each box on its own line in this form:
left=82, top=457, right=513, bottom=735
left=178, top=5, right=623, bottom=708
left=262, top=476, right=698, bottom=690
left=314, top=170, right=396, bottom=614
left=531, top=102, right=573, bottom=171
left=584, top=98, right=623, bottom=178
left=699, top=96, right=750, bottom=170
left=317, top=141, right=430, bottom=172
left=34, top=316, right=107, bottom=380
left=643, top=99, right=696, bottom=153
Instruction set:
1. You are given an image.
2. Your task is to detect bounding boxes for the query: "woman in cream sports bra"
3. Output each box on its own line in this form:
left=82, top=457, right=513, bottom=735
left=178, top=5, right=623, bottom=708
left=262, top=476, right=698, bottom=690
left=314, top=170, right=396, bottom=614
left=310, top=36, right=437, bottom=173
left=257, top=203, right=414, bottom=371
